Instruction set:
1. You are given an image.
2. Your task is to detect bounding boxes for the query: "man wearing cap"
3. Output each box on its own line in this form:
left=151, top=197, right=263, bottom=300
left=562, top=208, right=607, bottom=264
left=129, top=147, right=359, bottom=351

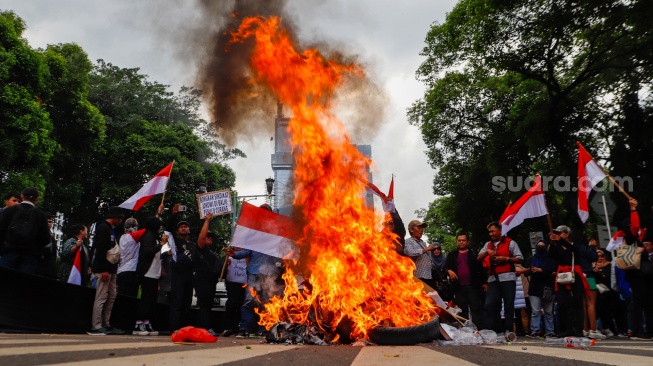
left=477, top=221, right=523, bottom=334
left=88, top=206, right=125, bottom=335
left=403, top=219, right=440, bottom=290
left=548, top=224, right=592, bottom=338
left=166, top=204, right=196, bottom=332
left=0, top=187, right=50, bottom=275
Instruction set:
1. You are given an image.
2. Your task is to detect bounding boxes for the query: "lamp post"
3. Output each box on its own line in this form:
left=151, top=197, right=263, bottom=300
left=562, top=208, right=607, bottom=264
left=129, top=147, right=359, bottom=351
left=265, top=177, right=275, bottom=207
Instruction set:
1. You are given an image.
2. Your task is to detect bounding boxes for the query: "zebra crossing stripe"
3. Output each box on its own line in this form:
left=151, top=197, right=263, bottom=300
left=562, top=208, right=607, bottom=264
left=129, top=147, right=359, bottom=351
left=55, top=343, right=302, bottom=366
left=352, top=346, right=478, bottom=366
left=0, top=341, right=171, bottom=356
left=484, top=344, right=653, bottom=365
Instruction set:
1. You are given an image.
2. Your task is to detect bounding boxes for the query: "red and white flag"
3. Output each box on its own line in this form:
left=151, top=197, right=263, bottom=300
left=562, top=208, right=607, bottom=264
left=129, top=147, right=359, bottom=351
left=577, top=142, right=607, bottom=223
left=119, top=163, right=173, bottom=211
left=500, top=174, right=548, bottom=234
left=387, top=176, right=394, bottom=201
left=365, top=180, right=389, bottom=204
left=606, top=232, right=625, bottom=252
left=230, top=202, right=300, bottom=260
left=67, top=249, right=82, bottom=286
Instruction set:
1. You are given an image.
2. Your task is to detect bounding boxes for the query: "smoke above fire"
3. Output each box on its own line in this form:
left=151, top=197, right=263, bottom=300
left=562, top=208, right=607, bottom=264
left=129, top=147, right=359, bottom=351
left=164, top=0, right=387, bottom=146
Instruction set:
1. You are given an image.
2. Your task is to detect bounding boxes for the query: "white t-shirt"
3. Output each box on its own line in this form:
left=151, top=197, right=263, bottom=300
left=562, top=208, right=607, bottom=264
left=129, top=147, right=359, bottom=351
left=117, top=233, right=139, bottom=274
left=144, top=251, right=161, bottom=279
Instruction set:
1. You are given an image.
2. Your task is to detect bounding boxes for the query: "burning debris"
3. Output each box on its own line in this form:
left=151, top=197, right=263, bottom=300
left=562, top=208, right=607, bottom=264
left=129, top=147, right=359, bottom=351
left=225, top=16, right=439, bottom=344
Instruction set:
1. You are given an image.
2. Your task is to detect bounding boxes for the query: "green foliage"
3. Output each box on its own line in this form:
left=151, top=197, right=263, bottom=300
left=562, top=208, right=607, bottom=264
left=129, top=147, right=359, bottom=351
left=0, top=12, right=240, bottom=244
left=0, top=10, right=56, bottom=195
left=410, top=0, right=653, bottom=246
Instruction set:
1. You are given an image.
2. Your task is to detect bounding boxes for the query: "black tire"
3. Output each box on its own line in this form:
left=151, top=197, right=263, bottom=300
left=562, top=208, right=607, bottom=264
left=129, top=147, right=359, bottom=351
left=369, top=317, right=441, bottom=345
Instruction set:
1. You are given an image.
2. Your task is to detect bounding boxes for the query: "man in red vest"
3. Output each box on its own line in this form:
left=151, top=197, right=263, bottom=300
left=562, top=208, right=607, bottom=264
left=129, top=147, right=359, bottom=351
left=477, top=221, right=523, bottom=335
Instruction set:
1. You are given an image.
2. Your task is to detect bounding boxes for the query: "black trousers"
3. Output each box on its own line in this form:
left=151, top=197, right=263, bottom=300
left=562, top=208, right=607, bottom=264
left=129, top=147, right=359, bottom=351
left=193, top=274, right=218, bottom=330
left=169, top=272, right=193, bottom=331
left=136, top=276, right=158, bottom=321
left=556, top=280, right=585, bottom=337
left=484, top=280, right=516, bottom=333
left=225, top=280, right=247, bottom=332
left=454, top=285, right=483, bottom=327
left=117, top=271, right=139, bottom=297
left=630, top=279, right=653, bottom=338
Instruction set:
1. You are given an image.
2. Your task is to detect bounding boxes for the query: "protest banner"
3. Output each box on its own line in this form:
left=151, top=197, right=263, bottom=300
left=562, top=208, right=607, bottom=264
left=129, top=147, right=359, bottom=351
left=196, top=189, right=233, bottom=218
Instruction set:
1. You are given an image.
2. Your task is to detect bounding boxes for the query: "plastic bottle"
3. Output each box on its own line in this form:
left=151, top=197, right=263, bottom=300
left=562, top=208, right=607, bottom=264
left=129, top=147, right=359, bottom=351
left=564, top=337, right=591, bottom=349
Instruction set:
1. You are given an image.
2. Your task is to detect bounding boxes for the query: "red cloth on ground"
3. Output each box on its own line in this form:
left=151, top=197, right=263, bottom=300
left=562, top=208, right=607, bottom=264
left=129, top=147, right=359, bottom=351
left=171, top=326, right=218, bottom=343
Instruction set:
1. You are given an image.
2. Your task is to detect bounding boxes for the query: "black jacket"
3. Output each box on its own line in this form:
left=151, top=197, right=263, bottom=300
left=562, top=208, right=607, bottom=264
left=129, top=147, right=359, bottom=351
left=444, top=248, right=487, bottom=290
left=137, top=217, right=163, bottom=276
left=91, top=220, right=119, bottom=274
left=0, top=202, right=50, bottom=255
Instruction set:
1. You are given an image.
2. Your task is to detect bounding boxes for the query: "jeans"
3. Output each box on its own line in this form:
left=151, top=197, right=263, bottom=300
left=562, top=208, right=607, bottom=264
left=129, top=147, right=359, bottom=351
left=239, top=273, right=284, bottom=332
left=484, top=280, right=516, bottom=332
left=530, top=295, right=555, bottom=334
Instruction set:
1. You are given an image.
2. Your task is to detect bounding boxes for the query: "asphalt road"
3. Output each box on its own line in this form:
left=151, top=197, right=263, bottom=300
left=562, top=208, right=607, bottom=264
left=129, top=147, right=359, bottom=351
left=1, top=332, right=651, bottom=366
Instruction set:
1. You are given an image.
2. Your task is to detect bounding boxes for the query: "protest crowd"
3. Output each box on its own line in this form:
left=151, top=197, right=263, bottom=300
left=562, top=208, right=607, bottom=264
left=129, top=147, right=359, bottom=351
left=0, top=176, right=652, bottom=342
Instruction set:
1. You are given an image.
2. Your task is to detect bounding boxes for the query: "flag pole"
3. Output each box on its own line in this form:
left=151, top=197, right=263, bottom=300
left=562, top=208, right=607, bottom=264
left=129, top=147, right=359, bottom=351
left=160, top=160, right=175, bottom=206
left=538, top=173, right=554, bottom=233
left=577, top=142, right=632, bottom=200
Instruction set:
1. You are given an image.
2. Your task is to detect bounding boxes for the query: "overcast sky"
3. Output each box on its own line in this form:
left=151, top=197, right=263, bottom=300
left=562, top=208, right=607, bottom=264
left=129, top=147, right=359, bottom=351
left=5, top=0, right=458, bottom=229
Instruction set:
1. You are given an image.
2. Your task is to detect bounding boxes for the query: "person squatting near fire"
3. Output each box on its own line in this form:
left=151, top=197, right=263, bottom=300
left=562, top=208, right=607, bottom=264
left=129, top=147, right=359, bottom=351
left=445, top=232, right=487, bottom=328
left=477, top=221, right=523, bottom=335
left=166, top=204, right=196, bottom=333
left=194, top=213, right=225, bottom=337
left=87, top=206, right=126, bottom=335
left=224, top=203, right=286, bottom=339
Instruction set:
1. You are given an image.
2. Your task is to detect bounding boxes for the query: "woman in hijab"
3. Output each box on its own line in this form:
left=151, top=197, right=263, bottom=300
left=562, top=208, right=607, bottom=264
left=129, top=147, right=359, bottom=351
left=430, top=242, right=452, bottom=301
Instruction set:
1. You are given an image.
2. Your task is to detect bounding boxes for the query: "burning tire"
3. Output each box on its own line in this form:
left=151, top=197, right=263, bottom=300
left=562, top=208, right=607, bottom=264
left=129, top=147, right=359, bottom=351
left=368, top=317, right=440, bottom=346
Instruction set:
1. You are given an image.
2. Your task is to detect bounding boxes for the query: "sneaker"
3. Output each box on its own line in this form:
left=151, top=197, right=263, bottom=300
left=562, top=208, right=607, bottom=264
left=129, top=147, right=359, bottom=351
left=583, top=330, right=589, bottom=337
left=588, top=330, right=607, bottom=340
left=544, top=333, right=557, bottom=338
left=617, top=333, right=629, bottom=338
left=207, top=328, right=219, bottom=337
left=132, top=323, right=149, bottom=336
left=630, top=334, right=651, bottom=340
left=105, top=326, right=125, bottom=335
left=87, top=327, right=107, bottom=336
left=220, top=329, right=235, bottom=337
left=525, top=332, right=540, bottom=339
left=235, top=330, right=248, bottom=339
left=145, top=323, right=158, bottom=336
left=603, top=329, right=615, bottom=338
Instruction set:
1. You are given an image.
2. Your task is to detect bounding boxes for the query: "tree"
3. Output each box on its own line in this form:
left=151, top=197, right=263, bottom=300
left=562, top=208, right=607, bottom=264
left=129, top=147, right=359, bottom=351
left=0, top=11, right=57, bottom=194
left=409, top=0, right=653, bottom=245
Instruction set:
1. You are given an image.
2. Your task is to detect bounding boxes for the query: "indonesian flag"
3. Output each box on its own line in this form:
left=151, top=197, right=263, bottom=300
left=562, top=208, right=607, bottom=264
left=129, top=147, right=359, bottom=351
left=500, top=174, right=548, bottom=234
left=606, top=232, right=625, bottom=252
left=230, top=202, right=300, bottom=260
left=577, top=142, right=607, bottom=223
left=365, top=180, right=389, bottom=204
left=67, top=248, right=82, bottom=286
left=119, top=163, right=173, bottom=211
left=387, top=176, right=394, bottom=201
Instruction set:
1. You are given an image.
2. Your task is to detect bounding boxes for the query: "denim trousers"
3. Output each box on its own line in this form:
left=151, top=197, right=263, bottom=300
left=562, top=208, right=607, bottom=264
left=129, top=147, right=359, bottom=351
left=529, top=295, right=555, bottom=334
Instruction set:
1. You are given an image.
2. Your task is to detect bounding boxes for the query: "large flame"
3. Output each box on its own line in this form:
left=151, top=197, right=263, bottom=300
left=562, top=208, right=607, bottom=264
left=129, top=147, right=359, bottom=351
left=230, top=16, right=436, bottom=341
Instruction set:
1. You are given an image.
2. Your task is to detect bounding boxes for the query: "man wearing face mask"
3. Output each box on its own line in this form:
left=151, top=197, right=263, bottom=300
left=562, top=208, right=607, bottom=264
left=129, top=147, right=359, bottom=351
left=522, top=240, right=558, bottom=338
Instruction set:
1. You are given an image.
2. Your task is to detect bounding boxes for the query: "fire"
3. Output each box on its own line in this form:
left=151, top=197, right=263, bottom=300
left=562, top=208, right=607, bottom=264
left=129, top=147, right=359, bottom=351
left=229, top=16, right=437, bottom=341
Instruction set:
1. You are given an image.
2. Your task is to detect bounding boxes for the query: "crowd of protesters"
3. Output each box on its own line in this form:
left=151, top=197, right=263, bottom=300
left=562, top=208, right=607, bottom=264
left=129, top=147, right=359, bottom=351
left=401, top=198, right=653, bottom=340
left=1, top=186, right=652, bottom=341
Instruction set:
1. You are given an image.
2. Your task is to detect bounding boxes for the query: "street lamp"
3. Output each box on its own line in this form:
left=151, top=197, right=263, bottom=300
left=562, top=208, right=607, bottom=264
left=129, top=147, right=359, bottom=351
left=265, top=177, right=275, bottom=206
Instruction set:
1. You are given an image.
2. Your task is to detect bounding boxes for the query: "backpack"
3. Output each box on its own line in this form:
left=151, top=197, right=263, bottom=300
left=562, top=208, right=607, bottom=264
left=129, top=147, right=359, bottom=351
left=5, top=205, right=35, bottom=247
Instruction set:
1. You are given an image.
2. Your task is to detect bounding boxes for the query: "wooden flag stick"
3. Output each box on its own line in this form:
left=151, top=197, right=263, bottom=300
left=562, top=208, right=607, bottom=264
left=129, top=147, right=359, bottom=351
left=160, top=160, right=175, bottom=206
left=577, top=142, right=632, bottom=200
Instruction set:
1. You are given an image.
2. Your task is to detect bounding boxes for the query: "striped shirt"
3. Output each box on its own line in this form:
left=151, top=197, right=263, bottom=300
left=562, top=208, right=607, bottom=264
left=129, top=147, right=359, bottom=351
left=404, top=237, right=433, bottom=279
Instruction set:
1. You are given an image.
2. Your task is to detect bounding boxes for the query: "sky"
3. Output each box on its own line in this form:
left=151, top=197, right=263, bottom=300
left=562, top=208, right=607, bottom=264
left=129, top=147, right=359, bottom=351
left=4, top=0, right=458, bottom=227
